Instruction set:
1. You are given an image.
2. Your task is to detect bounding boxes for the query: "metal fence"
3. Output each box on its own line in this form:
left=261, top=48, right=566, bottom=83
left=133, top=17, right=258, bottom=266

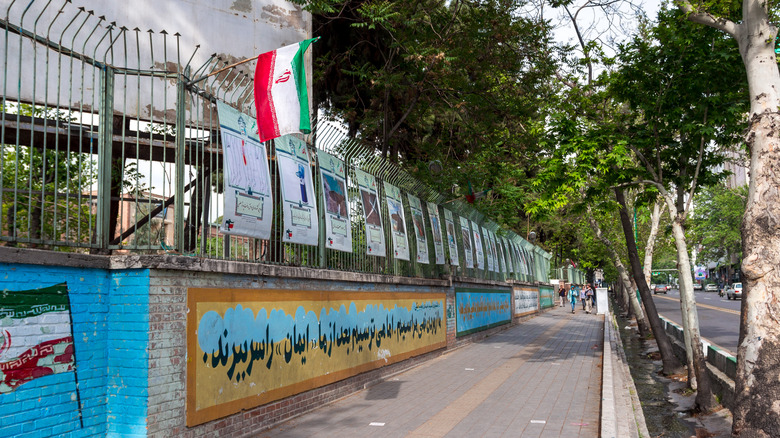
left=0, top=0, right=551, bottom=282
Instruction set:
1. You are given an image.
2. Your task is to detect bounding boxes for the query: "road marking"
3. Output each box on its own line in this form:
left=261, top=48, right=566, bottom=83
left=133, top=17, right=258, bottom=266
left=654, top=294, right=740, bottom=315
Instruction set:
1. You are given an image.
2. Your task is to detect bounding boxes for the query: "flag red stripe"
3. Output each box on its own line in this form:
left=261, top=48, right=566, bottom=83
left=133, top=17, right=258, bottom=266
left=0, top=336, right=74, bottom=392
left=255, top=50, right=279, bottom=143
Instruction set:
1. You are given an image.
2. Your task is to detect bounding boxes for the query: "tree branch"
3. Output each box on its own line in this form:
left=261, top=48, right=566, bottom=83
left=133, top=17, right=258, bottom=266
left=675, top=0, right=739, bottom=38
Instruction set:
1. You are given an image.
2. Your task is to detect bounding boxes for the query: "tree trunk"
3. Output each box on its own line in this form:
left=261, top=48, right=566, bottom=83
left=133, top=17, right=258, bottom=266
left=670, top=218, right=716, bottom=411
left=731, top=4, right=780, bottom=434
left=642, top=201, right=663, bottom=288
left=614, top=188, right=683, bottom=375
left=586, top=210, right=649, bottom=336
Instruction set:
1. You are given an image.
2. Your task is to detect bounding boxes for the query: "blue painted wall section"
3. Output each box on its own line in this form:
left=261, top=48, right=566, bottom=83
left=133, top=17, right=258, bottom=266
left=455, top=288, right=511, bottom=336
left=107, top=270, right=150, bottom=438
left=0, top=264, right=150, bottom=438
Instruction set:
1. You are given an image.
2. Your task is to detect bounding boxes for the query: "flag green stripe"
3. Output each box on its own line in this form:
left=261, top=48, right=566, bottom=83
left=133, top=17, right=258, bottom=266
left=0, top=283, right=69, bottom=319
left=292, top=37, right=317, bottom=134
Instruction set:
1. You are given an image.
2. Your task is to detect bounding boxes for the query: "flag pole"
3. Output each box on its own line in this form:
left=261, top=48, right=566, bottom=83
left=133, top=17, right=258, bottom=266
left=187, top=37, right=321, bottom=86
left=186, top=54, right=261, bottom=86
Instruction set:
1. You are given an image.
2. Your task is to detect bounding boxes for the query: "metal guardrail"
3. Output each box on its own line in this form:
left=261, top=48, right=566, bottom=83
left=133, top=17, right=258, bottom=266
left=0, top=0, right=551, bottom=281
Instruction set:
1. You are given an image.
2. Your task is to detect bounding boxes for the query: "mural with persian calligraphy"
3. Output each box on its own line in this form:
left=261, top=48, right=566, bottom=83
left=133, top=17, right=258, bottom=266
left=513, top=287, right=539, bottom=316
left=454, top=288, right=511, bottom=336
left=187, top=289, right=446, bottom=426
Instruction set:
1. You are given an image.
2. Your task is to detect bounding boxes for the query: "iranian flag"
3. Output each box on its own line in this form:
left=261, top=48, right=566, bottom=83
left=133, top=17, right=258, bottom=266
left=254, top=38, right=318, bottom=143
left=0, top=283, right=75, bottom=394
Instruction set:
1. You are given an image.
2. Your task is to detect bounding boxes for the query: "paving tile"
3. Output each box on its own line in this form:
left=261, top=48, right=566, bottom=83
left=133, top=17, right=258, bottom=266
left=261, top=307, right=605, bottom=438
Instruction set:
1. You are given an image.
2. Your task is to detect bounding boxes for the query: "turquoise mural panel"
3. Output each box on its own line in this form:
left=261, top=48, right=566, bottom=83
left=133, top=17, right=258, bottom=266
left=455, top=288, right=511, bottom=336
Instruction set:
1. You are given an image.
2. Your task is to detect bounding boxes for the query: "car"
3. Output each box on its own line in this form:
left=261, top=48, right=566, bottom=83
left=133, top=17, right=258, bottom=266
left=653, top=284, right=668, bottom=294
left=726, top=282, right=743, bottom=300
left=705, top=284, right=718, bottom=292
left=693, top=283, right=703, bottom=290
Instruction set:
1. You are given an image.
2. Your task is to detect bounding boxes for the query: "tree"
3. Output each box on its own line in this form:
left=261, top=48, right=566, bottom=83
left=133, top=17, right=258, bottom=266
left=609, top=7, right=749, bottom=411
left=668, top=0, right=779, bottom=429
left=1, top=104, right=96, bottom=249
left=691, top=183, right=747, bottom=282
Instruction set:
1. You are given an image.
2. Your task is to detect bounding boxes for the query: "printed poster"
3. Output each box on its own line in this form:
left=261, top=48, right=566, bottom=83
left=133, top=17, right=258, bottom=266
left=276, top=135, right=318, bottom=246
left=496, top=234, right=507, bottom=274
left=517, top=245, right=528, bottom=275
left=318, top=150, right=352, bottom=253
left=216, top=101, right=273, bottom=240
left=356, top=169, right=386, bottom=257
left=489, top=230, right=500, bottom=273
left=511, top=241, right=522, bottom=274
left=527, top=248, right=536, bottom=276
left=443, top=209, right=459, bottom=266
left=523, top=247, right=533, bottom=275
left=471, top=220, right=485, bottom=270
left=407, top=194, right=429, bottom=264
left=481, top=226, right=494, bottom=272
left=502, top=237, right=513, bottom=274
left=459, top=216, right=474, bottom=269
left=427, top=202, right=445, bottom=265
left=384, top=182, right=410, bottom=261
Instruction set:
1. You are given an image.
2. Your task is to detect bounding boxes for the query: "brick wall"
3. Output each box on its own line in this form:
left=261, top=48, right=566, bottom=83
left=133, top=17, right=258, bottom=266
left=0, top=263, right=149, bottom=438
left=106, top=269, right=150, bottom=437
left=0, top=251, right=538, bottom=438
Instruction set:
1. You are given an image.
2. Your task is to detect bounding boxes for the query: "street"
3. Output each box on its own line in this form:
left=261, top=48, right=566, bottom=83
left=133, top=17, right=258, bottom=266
left=650, top=288, right=741, bottom=355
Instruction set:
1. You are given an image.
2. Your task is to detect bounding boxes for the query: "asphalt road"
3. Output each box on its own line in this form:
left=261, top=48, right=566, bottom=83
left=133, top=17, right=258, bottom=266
left=650, top=288, right=741, bottom=355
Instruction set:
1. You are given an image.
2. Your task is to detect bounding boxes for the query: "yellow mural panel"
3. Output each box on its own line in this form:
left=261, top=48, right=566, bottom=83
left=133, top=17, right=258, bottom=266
left=186, top=289, right=446, bottom=425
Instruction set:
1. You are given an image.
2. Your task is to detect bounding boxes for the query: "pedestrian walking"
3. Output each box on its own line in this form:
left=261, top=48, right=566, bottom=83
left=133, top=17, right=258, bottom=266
left=585, top=285, right=593, bottom=314
left=580, top=284, right=588, bottom=310
left=558, top=285, right=566, bottom=307
left=569, top=285, right=579, bottom=314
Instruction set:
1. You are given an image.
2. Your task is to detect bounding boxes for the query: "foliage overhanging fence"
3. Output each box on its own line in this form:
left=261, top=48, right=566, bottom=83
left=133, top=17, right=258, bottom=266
left=0, top=0, right=551, bottom=282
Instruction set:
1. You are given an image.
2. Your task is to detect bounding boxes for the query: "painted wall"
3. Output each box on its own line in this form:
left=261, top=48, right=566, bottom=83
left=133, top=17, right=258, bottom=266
left=0, top=263, right=149, bottom=438
left=146, top=269, right=451, bottom=436
left=513, top=286, right=539, bottom=317
left=187, top=289, right=445, bottom=425
left=455, top=288, right=511, bottom=336
left=539, top=285, right=555, bottom=309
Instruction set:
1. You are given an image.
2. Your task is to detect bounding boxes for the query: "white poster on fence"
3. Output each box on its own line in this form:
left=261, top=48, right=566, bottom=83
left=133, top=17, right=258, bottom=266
left=496, top=234, right=507, bottom=274
left=481, top=226, right=495, bottom=272
left=356, top=169, right=386, bottom=257
left=443, top=209, right=459, bottom=266
left=407, top=194, right=429, bottom=264
left=502, top=238, right=513, bottom=274
left=384, top=182, right=410, bottom=261
left=471, top=221, right=485, bottom=270
left=489, top=230, right=501, bottom=273
left=427, top=202, right=445, bottom=265
left=276, top=135, right=318, bottom=246
left=459, top=216, right=474, bottom=269
left=317, top=150, right=352, bottom=253
left=216, top=101, right=273, bottom=240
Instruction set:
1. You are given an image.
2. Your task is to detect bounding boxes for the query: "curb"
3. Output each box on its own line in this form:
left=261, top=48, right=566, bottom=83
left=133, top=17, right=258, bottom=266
left=602, top=311, right=651, bottom=438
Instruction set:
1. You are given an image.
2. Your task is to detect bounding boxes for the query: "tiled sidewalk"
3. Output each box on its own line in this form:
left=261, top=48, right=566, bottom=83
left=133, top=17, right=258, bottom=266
left=260, top=306, right=604, bottom=438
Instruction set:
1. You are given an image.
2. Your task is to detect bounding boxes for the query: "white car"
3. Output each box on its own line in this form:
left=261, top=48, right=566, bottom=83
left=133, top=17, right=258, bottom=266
left=705, top=284, right=719, bottom=292
left=693, top=283, right=703, bottom=290
left=726, top=283, right=743, bottom=300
